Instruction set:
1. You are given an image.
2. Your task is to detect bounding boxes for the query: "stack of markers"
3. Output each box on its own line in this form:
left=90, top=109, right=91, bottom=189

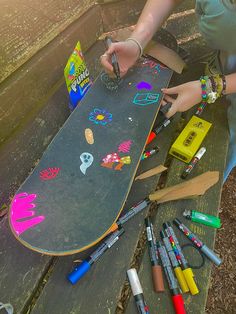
left=127, top=217, right=223, bottom=314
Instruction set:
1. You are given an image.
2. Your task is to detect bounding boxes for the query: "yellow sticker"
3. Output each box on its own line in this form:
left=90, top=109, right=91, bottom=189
left=85, top=128, right=94, bottom=144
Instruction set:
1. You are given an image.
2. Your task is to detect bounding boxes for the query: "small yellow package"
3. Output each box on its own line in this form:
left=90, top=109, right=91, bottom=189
left=169, top=116, right=212, bottom=163
left=64, top=41, right=92, bottom=110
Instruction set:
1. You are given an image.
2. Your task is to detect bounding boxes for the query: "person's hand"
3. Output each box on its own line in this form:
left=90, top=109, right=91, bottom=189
left=161, top=80, right=202, bottom=118
left=100, top=40, right=140, bottom=78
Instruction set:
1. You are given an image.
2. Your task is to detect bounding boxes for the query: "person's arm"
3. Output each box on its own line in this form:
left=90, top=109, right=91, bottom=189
left=100, top=0, right=183, bottom=77
left=162, top=73, right=236, bottom=118
left=131, top=0, right=183, bottom=49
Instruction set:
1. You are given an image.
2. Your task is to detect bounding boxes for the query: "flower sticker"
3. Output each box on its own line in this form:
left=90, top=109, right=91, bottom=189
left=89, top=108, right=112, bottom=126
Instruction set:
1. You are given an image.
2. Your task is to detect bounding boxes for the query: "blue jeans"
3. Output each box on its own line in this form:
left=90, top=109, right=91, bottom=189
left=220, top=52, right=236, bottom=181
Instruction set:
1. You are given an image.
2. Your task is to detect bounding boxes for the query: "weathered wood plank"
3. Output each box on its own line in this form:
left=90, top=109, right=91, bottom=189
left=126, top=66, right=229, bottom=313
left=0, top=217, right=52, bottom=314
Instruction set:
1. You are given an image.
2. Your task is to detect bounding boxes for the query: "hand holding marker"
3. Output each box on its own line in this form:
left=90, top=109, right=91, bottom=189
left=67, top=228, right=124, bottom=284
left=127, top=268, right=150, bottom=314
left=163, top=222, right=199, bottom=295
left=145, top=217, right=165, bottom=292
left=173, top=218, right=222, bottom=266
left=105, top=36, right=120, bottom=80
left=160, top=230, right=189, bottom=293
left=156, top=241, right=186, bottom=314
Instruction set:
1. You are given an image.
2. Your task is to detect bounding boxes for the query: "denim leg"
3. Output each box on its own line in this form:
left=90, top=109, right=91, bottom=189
left=221, top=53, right=236, bottom=181
left=224, top=93, right=236, bottom=182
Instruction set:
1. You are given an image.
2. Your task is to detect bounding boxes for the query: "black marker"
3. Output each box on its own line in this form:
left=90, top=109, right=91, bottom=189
left=105, top=36, right=120, bottom=80
left=145, top=217, right=165, bottom=292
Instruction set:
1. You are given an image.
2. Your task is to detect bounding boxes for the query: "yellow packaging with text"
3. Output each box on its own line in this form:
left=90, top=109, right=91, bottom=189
left=169, top=116, right=212, bottom=163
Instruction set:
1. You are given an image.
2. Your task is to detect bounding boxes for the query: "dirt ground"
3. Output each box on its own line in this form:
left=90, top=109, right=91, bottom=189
left=205, top=168, right=236, bottom=313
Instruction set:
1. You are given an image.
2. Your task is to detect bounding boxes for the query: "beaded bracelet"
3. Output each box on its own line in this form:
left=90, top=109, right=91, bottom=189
left=220, top=74, right=226, bottom=95
left=195, top=76, right=208, bottom=115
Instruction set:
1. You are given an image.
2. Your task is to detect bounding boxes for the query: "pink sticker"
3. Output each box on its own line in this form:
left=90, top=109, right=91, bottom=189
left=102, top=153, right=120, bottom=163
left=118, top=140, right=132, bottom=153
left=40, top=167, right=60, bottom=180
left=10, top=193, right=45, bottom=236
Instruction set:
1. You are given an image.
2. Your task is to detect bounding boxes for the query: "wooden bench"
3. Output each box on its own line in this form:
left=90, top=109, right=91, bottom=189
left=0, top=59, right=229, bottom=314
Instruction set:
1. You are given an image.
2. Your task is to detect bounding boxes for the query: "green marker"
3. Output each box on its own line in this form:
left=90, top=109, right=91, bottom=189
left=183, top=210, right=221, bottom=228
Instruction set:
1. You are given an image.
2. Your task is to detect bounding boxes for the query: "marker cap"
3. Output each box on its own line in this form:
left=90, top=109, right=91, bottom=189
left=152, top=265, right=165, bottom=293
left=182, top=268, right=199, bottom=295
left=147, top=131, right=156, bottom=145
left=195, top=147, right=206, bottom=160
left=172, top=294, right=186, bottom=314
left=67, top=260, right=91, bottom=285
left=127, top=268, right=143, bottom=296
left=174, top=267, right=189, bottom=293
left=201, top=244, right=222, bottom=266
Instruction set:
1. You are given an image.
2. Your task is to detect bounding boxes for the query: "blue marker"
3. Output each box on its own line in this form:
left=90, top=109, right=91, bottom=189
left=67, top=228, right=125, bottom=284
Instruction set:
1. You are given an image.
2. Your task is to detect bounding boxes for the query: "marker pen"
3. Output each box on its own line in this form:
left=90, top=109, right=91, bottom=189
left=181, top=147, right=206, bottom=179
left=160, top=230, right=189, bottom=293
left=127, top=268, right=150, bottom=314
left=145, top=217, right=165, bottom=292
left=156, top=241, right=186, bottom=314
left=105, top=36, right=120, bottom=80
left=141, top=146, right=159, bottom=160
left=183, top=210, right=221, bottom=228
left=67, top=228, right=125, bottom=284
left=173, top=218, right=222, bottom=266
left=163, top=222, right=199, bottom=295
left=109, top=198, right=151, bottom=232
left=147, top=118, right=173, bottom=145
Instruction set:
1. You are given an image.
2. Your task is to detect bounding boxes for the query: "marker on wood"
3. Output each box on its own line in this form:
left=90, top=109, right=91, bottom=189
left=181, top=147, right=206, bottom=179
left=173, top=218, right=222, bottom=266
left=67, top=228, right=125, bottom=284
left=147, top=118, right=173, bottom=145
left=141, top=146, right=159, bottom=160
left=127, top=268, right=150, bottom=314
left=156, top=241, right=186, bottom=314
left=160, top=230, right=189, bottom=293
left=163, top=222, right=199, bottom=295
left=145, top=217, right=165, bottom=292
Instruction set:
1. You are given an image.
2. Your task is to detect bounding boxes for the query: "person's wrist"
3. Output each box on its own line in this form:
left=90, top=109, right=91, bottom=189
left=125, top=38, right=143, bottom=58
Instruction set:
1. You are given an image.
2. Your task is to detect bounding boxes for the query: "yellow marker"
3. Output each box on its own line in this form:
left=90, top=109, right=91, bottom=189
left=174, top=267, right=189, bottom=293
left=169, top=116, right=212, bottom=163
left=182, top=268, right=199, bottom=295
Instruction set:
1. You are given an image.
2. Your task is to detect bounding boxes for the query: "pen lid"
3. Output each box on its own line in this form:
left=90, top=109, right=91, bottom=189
left=195, top=147, right=206, bottom=159
left=127, top=268, right=143, bottom=296
left=172, top=294, right=186, bottom=314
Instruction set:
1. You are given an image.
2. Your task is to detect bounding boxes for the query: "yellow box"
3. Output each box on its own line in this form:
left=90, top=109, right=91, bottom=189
left=169, top=116, right=212, bottom=163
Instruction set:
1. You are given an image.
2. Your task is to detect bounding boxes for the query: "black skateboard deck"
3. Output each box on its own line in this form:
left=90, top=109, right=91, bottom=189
left=9, top=57, right=173, bottom=255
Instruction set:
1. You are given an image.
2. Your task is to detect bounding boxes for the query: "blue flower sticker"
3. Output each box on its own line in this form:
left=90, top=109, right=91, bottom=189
left=89, top=108, right=112, bottom=126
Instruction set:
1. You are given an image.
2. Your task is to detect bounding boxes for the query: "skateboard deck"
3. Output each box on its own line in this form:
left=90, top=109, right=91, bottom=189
left=9, top=57, right=173, bottom=255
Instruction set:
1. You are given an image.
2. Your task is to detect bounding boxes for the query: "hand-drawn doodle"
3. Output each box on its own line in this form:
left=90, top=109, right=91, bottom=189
left=118, top=140, right=132, bottom=153
left=10, top=193, right=45, bottom=236
left=85, top=128, right=94, bottom=144
left=101, top=152, right=131, bottom=171
left=89, top=108, right=112, bottom=126
left=133, top=93, right=160, bottom=106
left=80, top=152, right=94, bottom=174
left=40, top=167, right=61, bottom=180
left=136, top=81, right=153, bottom=90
